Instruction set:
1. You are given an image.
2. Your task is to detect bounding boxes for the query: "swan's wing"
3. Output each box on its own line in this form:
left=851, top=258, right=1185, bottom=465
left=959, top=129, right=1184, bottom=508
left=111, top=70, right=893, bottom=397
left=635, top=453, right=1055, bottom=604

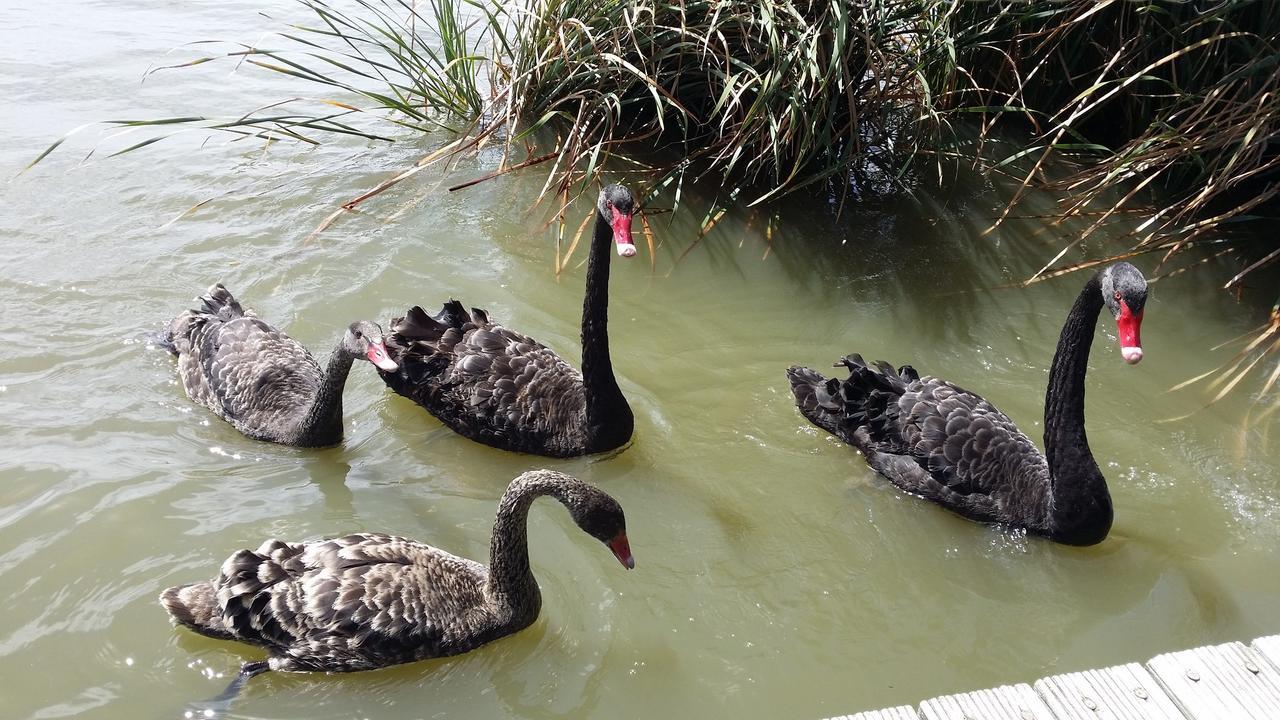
left=892, top=376, right=1051, bottom=517
left=443, top=323, right=586, bottom=430
left=212, top=534, right=488, bottom=670
left=384, top=302, right=586, bottom=447
left=195, top=317, right=322, bottom=427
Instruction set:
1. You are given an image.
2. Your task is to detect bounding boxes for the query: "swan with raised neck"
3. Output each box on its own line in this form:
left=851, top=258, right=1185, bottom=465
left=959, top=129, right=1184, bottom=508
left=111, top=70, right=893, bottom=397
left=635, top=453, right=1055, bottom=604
left=379, top=184, right=638, bottom=456
left=787, top=262, right=1149, bottom=545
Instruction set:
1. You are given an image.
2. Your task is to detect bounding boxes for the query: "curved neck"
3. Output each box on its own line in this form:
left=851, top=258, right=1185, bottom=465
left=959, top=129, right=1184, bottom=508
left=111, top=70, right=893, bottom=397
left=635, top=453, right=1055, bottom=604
left=579, top=210, right=632, bottom=448
left=1043, top=274, right=1112, bottom=544
left=293, top=348, right=353, bottom=446
left=485, top=473, right=578, bottom=616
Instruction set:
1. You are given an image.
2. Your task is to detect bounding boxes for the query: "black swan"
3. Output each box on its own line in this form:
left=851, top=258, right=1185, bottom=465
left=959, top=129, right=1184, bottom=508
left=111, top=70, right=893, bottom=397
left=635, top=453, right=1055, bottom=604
left=379, top=184, right=637, bottom=457
left=158, top=284, right=398, bottom=447
left=786, top=262, right=1148, bottom=546
left=161, top=469, right=633, bottom=704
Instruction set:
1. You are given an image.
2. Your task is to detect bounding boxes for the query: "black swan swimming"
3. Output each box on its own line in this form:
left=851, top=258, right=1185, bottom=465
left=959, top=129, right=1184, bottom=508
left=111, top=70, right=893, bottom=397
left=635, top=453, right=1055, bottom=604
left=786, top=262, right=1148, bottom=546
left=158, top=283, right=398, bottom=447
left=161, top=469, right=633, bottom=703
left=378, top=185, right=637, bottom=457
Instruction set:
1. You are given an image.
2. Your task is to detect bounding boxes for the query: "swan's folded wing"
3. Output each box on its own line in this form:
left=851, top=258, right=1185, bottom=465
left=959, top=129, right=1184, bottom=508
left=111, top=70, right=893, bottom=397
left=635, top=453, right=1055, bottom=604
left=443, top=324, right=586, bottom=435
left=199, top=317, right=322, bottom=424
left=214, top=534, right=488, bottom=662
left=898, top=377, right=1050, bottom=508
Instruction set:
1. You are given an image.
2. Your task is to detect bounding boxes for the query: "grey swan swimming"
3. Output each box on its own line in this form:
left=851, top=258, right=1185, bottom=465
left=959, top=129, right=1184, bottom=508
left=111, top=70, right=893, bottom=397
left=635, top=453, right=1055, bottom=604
left=786, top=262, right=1148, bottom=546
left=157, top=283, right=398, bottom=447
left=161, top=469, right=633, bottom=704
left=378, top=185, right=637, bottom=457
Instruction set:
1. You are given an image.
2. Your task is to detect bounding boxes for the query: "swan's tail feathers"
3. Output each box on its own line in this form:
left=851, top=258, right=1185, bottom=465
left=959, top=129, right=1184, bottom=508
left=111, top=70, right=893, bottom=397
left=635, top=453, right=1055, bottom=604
left=198, top=283, right=247, bottom=322
left=160, top=582, right=236, bottom=640
left=382, top=305, right=457, bottom=395
left=149, top=327, right=179, bottom=355
left=837, top=353, right=910, bottom=395
left=836, top=353, right=866, bottom=371
left=832, top=355, right=915, bottom=454
left=160, top=284, right=250, bottom=355
left=436, top=299, right=472, bottom=327
left=392, top=305, right=448, bottom=343
left=793, top=355, right=914, bottom=453
left=786, top=366, right=847, bottom=437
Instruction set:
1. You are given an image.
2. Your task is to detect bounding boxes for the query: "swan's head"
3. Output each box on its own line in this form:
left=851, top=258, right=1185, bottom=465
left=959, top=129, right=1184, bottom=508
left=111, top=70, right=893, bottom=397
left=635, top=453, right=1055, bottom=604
left=1100, top=262, right=1147, bottom=365
left=343, top=320, right=398, bottom=371
left=598, top=184, right=637, bottom=258
left=566, top=481, right=634, bottom=570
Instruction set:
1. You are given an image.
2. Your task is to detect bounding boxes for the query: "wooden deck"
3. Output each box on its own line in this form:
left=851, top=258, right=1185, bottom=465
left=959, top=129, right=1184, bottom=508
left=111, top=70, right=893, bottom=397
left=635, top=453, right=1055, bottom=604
left=826, top=634, right=1280, bottom=720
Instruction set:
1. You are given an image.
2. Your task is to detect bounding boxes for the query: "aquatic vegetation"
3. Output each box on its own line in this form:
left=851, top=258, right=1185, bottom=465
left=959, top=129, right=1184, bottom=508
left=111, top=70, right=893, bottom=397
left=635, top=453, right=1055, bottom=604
left=24, top=0, right=1279, bottom=411
left=942, top=0, right=1280, bottom=423
left=26, top=1, right=1276, bottom=271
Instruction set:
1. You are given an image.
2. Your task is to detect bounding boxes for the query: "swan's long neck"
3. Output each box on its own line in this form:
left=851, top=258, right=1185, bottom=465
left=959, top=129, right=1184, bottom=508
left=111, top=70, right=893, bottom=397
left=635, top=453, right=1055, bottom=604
left=486, top=472, right=579, bottom=621
left=579, top=210, right=632, bottom=451
left=293, top=348, right=353, bottom=447
left=1042, top=274, right=1113, bottom=544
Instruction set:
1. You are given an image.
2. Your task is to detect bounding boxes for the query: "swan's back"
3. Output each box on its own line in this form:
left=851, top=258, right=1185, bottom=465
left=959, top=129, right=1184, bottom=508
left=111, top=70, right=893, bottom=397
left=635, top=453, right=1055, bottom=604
left=160, top=533, right=498, bottom=673
left=381, top=301, right=590, bottom=455
left=788, top=355, right=1051, bottom=527
left=162, top=284, right=322, bottom=439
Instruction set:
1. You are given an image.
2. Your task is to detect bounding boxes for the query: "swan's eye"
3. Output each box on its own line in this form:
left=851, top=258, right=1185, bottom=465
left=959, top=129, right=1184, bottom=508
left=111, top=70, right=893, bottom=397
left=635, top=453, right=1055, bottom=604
left=353, top=330, right=363, bottom=339
left=1113, top=291, right=1122, bottom=301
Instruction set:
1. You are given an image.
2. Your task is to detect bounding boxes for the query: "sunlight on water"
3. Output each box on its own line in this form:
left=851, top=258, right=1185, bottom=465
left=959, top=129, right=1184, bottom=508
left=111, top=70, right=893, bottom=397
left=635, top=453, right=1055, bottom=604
left=0, top=2, right=1277, bottom=720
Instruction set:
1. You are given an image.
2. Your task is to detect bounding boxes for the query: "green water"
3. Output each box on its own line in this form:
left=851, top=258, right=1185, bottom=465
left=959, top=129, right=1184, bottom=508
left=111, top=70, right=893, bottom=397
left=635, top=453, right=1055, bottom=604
left=2, top=2, right=1278, bottom=719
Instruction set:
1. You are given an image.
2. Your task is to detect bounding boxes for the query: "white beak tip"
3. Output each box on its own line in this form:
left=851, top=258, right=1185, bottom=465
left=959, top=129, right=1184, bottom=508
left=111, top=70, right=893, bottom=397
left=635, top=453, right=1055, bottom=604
left=1121, top=347, right=1143, bottom=364
left=617, top=244, right=636, bottom=257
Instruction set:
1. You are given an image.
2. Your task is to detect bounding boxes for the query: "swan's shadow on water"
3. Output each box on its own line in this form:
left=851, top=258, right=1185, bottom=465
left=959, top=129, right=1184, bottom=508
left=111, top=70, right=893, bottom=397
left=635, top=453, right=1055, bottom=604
left=1104, top=526, right=1242, bottom=632
left=299, top=448, right=355, bottom=521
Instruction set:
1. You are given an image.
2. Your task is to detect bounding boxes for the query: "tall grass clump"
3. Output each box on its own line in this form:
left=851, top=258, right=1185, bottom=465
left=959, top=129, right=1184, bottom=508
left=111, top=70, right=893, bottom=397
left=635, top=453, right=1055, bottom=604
left=934, top=0, right=1279, bottom=420
left=30, top=0, right=956, bottom=211
left=26, top=0, right=1278, bottom=415
left=942, top=0, right=1279, bottom=283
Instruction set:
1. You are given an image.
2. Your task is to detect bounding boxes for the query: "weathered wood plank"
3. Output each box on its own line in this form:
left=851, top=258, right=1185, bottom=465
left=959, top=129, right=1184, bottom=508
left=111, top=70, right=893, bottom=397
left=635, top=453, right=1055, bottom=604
left=918, top=683, right=1055, bottom=720
left=1034, top=662, right=1186, bottom=720
left=826, top=706, right=918, bottom=720
left=1147, top=641, right=1280, bottom=719
left=1253, top=635, right=1280, bottom=673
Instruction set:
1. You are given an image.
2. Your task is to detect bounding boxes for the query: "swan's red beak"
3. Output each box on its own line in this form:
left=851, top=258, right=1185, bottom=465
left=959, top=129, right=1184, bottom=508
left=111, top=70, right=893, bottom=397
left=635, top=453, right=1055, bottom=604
left=1116, top=301, right=1143, bottom=365
left=607, top=532, right=635, bottom=570
left=610, top=206, right=636, bottom=258
left=367, top=340, right=399, bottom=371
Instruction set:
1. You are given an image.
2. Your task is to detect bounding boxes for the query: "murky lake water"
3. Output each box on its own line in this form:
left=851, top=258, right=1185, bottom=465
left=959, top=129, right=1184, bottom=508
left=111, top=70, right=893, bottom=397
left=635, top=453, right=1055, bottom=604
left=2, top=2, right=1278, bottom=719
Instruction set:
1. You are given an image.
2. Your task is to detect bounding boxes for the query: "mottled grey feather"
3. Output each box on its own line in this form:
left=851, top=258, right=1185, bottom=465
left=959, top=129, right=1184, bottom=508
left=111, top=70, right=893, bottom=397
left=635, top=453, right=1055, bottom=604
left=161, top=284, right=388, bottom=447
left=160, top=470, right=632, bottom=674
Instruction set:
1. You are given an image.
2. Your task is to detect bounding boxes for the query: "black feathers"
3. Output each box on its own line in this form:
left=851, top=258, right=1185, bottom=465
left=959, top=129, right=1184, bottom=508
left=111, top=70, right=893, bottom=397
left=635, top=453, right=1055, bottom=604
left=788, top=358, right=1053, bottom=533
left=379, top=300, right=608, bottom=457
left=785, top=263, right=1146, bottom=545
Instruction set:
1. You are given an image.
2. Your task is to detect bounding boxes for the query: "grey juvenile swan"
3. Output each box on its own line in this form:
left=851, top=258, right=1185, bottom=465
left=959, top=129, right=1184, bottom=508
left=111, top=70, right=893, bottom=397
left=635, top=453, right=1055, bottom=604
left=158, top=284, right=398, bottom=447
left=786, top=262, right=1148, bottom=546
left=378, top=184, right=638, bottom=457
left=161, top=470, right=634, bottom=704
